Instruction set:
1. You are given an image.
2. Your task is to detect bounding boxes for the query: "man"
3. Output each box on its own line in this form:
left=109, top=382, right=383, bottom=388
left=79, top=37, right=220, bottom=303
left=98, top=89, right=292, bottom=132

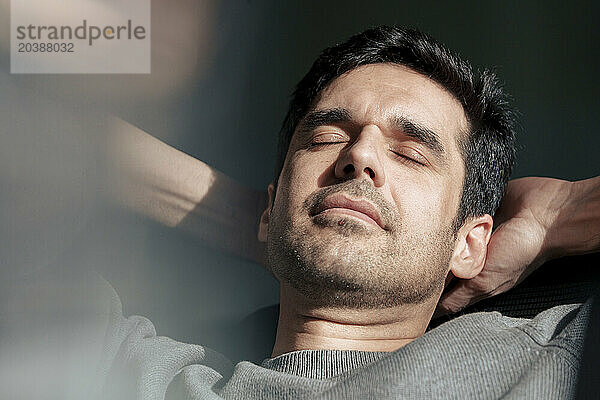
left=95, top=26, right=599, bottom=399
left=5, top=25, right=595, bottom=399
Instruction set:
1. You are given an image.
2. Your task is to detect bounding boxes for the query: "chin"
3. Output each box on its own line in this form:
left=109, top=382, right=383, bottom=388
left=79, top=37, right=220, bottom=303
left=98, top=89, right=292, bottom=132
left=267, top=210, right=451, bottom=308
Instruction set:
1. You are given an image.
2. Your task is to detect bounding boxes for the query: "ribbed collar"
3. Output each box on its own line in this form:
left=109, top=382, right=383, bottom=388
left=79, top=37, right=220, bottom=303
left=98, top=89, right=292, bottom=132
left=260, top=349, right=390, bottom=379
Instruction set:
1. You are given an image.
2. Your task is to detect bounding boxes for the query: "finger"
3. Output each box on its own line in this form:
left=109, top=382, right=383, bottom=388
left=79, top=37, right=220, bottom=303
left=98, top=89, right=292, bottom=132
left=436, top=280, right=487, bottom=316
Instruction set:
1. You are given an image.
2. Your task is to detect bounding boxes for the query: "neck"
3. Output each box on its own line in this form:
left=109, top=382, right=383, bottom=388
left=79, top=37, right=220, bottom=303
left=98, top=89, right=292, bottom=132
left=271, top=282, right=438, bottom=357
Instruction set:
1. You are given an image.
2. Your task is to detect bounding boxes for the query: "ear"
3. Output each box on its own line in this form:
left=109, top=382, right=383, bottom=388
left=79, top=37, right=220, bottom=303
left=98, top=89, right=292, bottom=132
left=449, top=214, right=493, bottom=279
left=258, top=183, right=275, bottom=243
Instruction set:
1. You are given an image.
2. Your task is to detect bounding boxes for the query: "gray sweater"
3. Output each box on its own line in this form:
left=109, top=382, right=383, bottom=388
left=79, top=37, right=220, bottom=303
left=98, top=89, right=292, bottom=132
left=92, top=278, right=590, bottom=400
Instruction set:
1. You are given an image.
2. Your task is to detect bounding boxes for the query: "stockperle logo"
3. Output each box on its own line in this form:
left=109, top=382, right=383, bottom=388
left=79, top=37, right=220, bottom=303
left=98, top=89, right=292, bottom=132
left=11, top=0, right=150, bottom=74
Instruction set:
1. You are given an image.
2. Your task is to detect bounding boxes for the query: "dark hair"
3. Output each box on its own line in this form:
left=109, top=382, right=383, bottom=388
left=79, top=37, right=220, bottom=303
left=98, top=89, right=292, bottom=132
left=274, top=26, right=517, bottom=230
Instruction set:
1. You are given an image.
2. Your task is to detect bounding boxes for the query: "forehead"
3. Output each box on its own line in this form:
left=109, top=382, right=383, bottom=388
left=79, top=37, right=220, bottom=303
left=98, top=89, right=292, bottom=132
left=314, top=63, right=469, bottom=152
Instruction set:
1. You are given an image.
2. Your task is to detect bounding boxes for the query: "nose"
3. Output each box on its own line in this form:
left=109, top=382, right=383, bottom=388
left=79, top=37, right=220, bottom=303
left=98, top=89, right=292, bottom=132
left=334, top=125, right=385, bottom=187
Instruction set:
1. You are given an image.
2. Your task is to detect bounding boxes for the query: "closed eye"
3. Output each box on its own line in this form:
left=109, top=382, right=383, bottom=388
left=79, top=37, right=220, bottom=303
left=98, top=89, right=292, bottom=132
left=309, top=141, right=344, bottom=147
left=308, top=132, right=348, bottom=148
left=389, top=148, right=427, bottom=166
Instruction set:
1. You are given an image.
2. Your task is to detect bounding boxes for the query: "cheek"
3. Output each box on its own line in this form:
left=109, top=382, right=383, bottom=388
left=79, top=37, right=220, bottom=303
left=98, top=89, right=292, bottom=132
left=390, top=174, right=456, bottom=227
left=281, top=151, right=333, bottom=197
left=273, top=157, right=314, bottom=216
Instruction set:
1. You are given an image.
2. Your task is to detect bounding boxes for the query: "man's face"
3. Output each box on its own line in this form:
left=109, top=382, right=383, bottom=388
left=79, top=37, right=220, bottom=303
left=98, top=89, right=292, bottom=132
left=266, top=64, right=469, bottom=308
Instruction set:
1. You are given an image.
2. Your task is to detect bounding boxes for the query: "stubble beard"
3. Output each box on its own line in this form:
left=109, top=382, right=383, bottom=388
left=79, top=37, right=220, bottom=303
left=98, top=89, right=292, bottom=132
left=267, top=180, right=456, bottom=309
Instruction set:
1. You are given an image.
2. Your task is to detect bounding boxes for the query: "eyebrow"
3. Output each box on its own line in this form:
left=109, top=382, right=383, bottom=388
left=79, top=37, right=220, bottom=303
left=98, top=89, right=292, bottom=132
left=390, top=115, right=446, bottom=159
left=297, top=108, right=352, bottom=133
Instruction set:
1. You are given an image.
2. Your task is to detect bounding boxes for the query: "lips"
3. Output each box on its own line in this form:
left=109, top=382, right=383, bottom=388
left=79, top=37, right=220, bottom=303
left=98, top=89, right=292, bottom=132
left=312, top=193, right=386, bottom=230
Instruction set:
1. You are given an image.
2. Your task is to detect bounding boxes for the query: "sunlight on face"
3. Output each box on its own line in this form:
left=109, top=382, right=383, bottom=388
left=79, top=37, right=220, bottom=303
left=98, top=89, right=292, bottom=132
left=267, top=64, right=469, bottom=308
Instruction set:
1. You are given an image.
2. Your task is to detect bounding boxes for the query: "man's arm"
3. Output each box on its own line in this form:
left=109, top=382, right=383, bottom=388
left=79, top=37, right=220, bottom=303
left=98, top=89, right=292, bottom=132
left=437, top=176, right=600, bottom=315
left=107, top=118, right=267, bottom=264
